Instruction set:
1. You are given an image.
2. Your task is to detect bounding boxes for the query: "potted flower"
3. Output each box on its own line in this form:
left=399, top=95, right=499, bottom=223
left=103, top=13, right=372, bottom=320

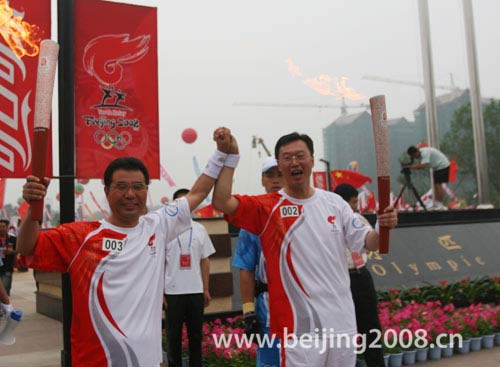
left=494, top=306, right=500, bottom=346
left=381, top=330, right=403, bottom=367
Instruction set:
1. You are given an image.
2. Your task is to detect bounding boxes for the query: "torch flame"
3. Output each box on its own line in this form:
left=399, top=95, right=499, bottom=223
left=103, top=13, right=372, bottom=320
left=0, top=0, right=40, bottom=58
left=286, top=57, right=303, bottom=78
left=286, top=57, right=365, bottom=101
left=335, top=77, right=365, bottom=101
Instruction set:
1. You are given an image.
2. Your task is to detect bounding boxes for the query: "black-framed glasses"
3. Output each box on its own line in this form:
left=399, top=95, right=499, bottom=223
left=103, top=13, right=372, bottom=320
left=110, top=182, right=148, bottom=193
left=280, top=152, right=309, bottom=163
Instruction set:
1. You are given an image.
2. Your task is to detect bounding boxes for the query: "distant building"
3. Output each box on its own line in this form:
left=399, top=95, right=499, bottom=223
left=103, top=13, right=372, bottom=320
left=414, top=89, right=470, bottom=142
left=322, top=112, right=417, bottom=193
left=322, top=89, right=497, bottom=199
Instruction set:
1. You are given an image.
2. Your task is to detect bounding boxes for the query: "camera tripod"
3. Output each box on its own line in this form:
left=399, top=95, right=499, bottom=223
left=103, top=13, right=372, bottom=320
left=395, top=171, right=427, bottom=212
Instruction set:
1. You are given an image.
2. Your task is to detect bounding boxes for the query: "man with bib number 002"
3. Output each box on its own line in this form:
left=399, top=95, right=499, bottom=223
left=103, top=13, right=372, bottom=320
left=213, top=132, right=398, bottom=367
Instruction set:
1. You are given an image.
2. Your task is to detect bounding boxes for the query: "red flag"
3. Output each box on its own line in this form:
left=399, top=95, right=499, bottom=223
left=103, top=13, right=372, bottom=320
left=449, top=159, right=458, bottom=183
left=312, top=172, right=328, bottom=190
left=365, top=192, right=377, bottom=212
left=194, top=204, right=222, bottom=218
left=330, top=170, right=372, bottom=190
left=0, top=0, right=52, bottom=178
left=17, top=201, right=29, bottom=219
left=74, top=0, right=159, bottom=178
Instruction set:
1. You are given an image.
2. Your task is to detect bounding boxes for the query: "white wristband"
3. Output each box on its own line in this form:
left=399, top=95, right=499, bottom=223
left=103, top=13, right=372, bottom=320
left=375, top=221, right=380, bottom=234
left=203, top=150, right=227, bottom=179
left=1, top=302, right=13, bottom=315
left=224, top=154, right=240, bottom=168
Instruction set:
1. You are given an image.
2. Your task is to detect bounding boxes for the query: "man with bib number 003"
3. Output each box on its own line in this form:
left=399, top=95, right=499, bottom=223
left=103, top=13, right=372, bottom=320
left=17, top=128, right=239, bottom=367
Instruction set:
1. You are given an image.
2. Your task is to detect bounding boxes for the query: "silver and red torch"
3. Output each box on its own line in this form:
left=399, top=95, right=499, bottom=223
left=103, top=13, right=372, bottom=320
left=369, top=95, right=391, bottom=254
left=31, top=39, right=59, bottom=221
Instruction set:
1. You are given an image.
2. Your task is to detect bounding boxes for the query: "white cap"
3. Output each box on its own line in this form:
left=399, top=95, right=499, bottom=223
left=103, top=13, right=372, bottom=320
left=262, top=157, right=278, bottom=173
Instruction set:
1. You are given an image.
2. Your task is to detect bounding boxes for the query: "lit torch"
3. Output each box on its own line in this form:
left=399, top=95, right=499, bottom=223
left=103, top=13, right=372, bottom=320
left=369, top=95, right=390, bottom=254
left=31, top=39, right=59, bottom=221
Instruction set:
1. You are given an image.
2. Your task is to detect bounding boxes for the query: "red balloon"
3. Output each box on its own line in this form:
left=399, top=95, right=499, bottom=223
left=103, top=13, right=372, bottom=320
left=77, top=178, right=90, bottom=185
left=181, top=128, right=197, bottom=144
left=161, top=196, right=169, bottom=205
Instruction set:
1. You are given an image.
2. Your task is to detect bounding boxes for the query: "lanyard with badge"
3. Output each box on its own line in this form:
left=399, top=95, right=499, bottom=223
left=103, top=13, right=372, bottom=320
left=178, top=228, right=193, bottom=269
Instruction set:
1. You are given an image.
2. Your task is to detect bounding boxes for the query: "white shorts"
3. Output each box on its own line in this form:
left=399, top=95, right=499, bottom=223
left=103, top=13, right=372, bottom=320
left=280, top=334, right=356, bottom=367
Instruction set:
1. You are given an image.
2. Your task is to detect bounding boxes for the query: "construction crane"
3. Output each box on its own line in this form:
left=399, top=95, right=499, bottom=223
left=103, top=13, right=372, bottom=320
left=234, top=97, right=369, bottom=116
left=362, top=73, right=460, bottom=91
left=251, top=135, right=272, bottom=157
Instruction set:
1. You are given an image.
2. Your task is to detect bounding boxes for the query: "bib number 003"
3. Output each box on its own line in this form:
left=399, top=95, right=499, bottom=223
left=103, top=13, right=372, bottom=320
left=102, top=238, right=124, bottom=253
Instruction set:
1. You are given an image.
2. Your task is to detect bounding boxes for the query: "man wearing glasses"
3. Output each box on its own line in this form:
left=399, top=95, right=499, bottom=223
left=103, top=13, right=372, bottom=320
left=213, top=132, right=398, bottom=367
left=16, top=128, right=238, bottom=367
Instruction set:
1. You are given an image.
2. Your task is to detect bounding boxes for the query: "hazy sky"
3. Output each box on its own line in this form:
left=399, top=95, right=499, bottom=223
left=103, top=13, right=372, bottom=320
left=4, top=0, right=500, bottom=213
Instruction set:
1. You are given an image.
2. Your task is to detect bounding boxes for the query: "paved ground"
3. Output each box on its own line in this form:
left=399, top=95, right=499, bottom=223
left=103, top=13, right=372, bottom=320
left=1, top=270, right=499, bottom=366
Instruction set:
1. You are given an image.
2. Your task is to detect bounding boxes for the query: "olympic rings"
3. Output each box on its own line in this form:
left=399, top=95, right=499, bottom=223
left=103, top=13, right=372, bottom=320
left=94, top=130, right=132, bottom=150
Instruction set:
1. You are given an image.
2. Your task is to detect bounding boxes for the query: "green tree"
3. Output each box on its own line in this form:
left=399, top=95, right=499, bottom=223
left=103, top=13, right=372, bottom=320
left=441, top=100, right=500, bottom=207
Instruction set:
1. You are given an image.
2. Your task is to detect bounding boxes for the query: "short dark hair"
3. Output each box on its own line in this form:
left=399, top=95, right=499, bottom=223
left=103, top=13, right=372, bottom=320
left=0, top=219, right=9, bottom=226
left=407, top=146, right=419, bottom=157
left=173, top=188, right=190, bottom=200
left=104, top=157, right=150, bottom=187
left=334, top=184, right=358, bottom=202
left=274, top=132, right=314, bottom=158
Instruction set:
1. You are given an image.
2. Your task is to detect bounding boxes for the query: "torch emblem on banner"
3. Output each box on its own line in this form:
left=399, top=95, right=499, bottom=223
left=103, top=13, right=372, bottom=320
left=31, top=39, right=59, bottom=221
left=369, top=95, right=391, bottom=254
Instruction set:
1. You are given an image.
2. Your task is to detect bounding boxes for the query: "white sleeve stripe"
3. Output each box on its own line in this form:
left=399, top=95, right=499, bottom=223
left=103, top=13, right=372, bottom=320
left=67, top=226, right=106, bottom=272
left=258, top=196, right=286, bottom=237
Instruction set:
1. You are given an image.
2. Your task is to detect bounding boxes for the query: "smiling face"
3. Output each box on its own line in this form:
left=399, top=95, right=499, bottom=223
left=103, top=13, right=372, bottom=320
left=277, top=140, right=314, bottom=195
left=104, top=169, right=148, bottom=227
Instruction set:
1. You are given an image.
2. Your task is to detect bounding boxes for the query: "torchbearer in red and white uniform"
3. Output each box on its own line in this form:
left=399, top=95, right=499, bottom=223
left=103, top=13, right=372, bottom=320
left=213, top=132, right=398, bottom=367
left=17, top=128, right=239, bottom=367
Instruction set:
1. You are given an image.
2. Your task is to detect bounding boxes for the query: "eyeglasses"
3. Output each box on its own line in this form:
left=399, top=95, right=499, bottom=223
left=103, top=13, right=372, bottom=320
left=110, top=182, right=148, bottom=193
left=280, top=152, right=309, bottom=163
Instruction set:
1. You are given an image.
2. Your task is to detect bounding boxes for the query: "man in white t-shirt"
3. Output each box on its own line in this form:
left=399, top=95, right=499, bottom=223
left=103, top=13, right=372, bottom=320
left=407, top=146, right=450, bottom=209
left=164, top=188, right=215, bottom=367
left=213, top=132, right=398, bottom=367
left=17, top=128, right=238, bottom=367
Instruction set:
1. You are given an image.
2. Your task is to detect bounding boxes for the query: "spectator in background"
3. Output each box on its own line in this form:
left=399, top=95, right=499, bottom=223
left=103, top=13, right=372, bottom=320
left=334, top=184, right=385, bottom=367
left=407, top=146, right=450, bottom=210
left=164, top=189, right=216, bottom=367
left=0, top=219, right=17, bottom=296
left=0, top=258, right=14, bottom=318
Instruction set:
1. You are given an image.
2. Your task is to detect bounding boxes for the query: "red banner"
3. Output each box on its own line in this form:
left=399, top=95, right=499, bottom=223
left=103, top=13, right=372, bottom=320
left=74, top=0, right=159, bottom=178
left=0, top=0, right=51, bottom=178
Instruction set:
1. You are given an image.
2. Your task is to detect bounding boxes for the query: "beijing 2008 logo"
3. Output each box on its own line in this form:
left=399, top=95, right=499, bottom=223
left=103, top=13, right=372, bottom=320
left=82, top=33, right=150, bottom=150
left=94, top=130, right=131, bottom=150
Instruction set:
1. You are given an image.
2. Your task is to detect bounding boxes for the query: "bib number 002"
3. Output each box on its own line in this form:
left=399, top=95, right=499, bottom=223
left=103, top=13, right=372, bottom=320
left=280, top=205, right=299, bottom=218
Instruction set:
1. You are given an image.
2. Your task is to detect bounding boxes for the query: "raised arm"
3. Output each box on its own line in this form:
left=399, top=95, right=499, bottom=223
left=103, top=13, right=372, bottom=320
left=17, top=175, right=49, bottom=255
left=185, top=127, right=233, bottom=212
left=211, top=136, right=241, bottom=216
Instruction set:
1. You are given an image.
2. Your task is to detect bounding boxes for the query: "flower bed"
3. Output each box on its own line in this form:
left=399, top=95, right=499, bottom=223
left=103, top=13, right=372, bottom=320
left=167, top=277, right=500, bottom=365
